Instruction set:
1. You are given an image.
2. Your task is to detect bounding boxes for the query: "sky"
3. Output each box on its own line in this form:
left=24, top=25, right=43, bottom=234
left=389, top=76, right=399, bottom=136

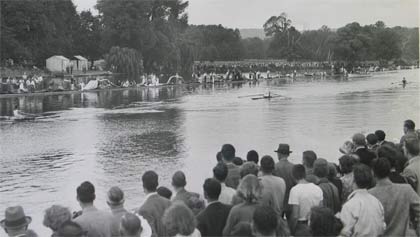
left=73, top=0, right=419, bottom=30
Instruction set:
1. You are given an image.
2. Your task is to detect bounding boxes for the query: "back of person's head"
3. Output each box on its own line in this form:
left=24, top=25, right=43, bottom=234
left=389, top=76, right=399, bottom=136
left=120, top=213, right=142, bottom=236
left=338, top=155, right=357, bottom=174
left=310, top=206, right=343, bottom=237
left=292, top=164, right=306, bottom=181
left=157, top=186, right=172, bottom=200
left=313, top=158, right=329, bottom=178
left=252, top=205, right=277, bottom=236
left=163, top=202, right=196, bottom=236
left=57, top=220, right=86, bottom=237
left=216, top=151, right=222, bottom=162
left=404, top=138, right=420, bottom=156
left=374, top=130, right=386, bottom=142
left=172, top=171, right=187, bottom=188
left=203, top=178, right=221, bottom=200
left=213, top=162, right=228, bottom=182
left=366, top=133, right=378, bottom=146
left=260, top=155, right=275, bottom=174
left=353, top=164, right=373, bottom=189
left=221, top=144, right=236, bottom=162
left=404, top=119, right=416, bottom=131
left=372, top=158, right=391, bottom=179
left=302, top=150, right=317, bottom=168
left=376, top=144, right=400, bottom=168
left=233, top=157, right=244, bottom=166
left=142, top=171, right=158, bottom=192
left=240, top=162, right=259, bottom=178
left=328, top=162, right=338, bottom=180
left=247, top=150, right=259, bottom=164
left=237, top=174, right=262, bottom=203
left=43, top=205, right=72, bottom=232
left=77, top=181, right=95, bottom=204
left=107, top=186, right=124, bottom=206
left=352, top=133, right=366, bottom=146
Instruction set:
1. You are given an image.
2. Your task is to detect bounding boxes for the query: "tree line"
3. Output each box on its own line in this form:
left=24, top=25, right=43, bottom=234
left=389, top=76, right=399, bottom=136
left=1, top=1, right=418, bottom=80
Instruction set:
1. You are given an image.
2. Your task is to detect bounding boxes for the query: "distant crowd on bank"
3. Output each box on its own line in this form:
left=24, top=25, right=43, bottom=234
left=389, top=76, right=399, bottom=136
left=2, top=119, right=420, bottom=237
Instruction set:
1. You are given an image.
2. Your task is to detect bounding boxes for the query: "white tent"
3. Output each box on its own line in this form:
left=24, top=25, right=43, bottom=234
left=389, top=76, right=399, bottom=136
left=71, top=55, right=89, bottom=71
left=46, top=55, right=70, bottom=72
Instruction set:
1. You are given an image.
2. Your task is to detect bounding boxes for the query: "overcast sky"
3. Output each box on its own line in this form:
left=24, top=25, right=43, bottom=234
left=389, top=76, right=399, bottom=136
left=73, top=0, right=419, bottom=30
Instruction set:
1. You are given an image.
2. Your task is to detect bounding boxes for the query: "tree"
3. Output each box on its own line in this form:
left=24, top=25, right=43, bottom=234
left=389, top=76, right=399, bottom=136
left=73, top=11, right=103, bottom=68
left=263, top=13, right=291, bottom=37
left=105, top=46, right=143, bottom=79
left=242, top=37, right=267, bottom=59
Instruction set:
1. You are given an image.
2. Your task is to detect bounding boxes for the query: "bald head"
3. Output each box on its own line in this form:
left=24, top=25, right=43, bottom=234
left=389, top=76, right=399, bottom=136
left=120, top=213, right=142, bottom=237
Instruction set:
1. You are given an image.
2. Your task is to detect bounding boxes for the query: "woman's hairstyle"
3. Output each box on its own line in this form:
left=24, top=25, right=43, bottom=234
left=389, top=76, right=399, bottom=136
left=310, top=206, right=343, bottom=237
left=162, top=202, right=196, bottom=236
left=43, top=205, right=72, bottom=231
left=236, top=174, right=262, bottom=203
left=240, top=162, right=259, bottom=178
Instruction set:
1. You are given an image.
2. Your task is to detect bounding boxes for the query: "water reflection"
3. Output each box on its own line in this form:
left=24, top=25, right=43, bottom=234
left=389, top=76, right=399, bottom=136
left=0, top=70, right=419, bottom=236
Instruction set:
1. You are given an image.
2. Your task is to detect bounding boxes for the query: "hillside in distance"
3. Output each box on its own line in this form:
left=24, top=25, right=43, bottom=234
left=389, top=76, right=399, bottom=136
left=239, top=28, right=266, bottom=39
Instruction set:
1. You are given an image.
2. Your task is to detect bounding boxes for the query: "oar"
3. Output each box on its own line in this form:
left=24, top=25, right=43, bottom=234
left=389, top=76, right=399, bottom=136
left=238, top=94, right=264, bottom=98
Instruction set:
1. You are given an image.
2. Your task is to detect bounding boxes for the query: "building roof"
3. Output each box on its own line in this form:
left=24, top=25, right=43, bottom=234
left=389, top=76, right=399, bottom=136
left=47, top=55, right=69, bottom=61
left=73, top=55, right=88, bottom=61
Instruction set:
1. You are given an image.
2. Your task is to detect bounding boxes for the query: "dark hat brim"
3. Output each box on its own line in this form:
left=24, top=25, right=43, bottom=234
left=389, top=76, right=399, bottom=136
left=0, top=216, right=32, bottom=229
left=274, top=150, right=293, bottom=153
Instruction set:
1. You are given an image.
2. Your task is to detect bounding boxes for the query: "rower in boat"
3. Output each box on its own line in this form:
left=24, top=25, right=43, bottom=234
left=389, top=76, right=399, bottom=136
left=402, top=77, right=407, bottom=88
left=13, top=105, right=36, bottom=120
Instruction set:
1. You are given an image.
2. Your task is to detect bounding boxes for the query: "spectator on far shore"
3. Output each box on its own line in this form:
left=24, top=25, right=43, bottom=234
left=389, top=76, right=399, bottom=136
left=43, top=205, right=71, bottom=236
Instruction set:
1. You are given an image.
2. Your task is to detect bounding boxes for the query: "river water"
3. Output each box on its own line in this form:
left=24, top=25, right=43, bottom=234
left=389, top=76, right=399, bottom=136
left=0, top=69, right=419, bottom=235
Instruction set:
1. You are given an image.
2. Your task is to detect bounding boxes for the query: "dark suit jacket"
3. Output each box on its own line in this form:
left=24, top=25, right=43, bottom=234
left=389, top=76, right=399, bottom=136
left=137, top=193, right=171, bottom=237
left=318, top=178, right=341, bottom=214
left=197, top=202, right=232, bottom=237
left=172, top=189, right=205, bottom=215
left=354, top=147, right=376, bottom=167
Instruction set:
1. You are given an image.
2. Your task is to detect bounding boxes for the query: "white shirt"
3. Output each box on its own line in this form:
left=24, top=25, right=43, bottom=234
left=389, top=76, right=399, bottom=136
left=219, top=182, right=236, bottom=205
left=175, top=228, right=201, bottom=237
left=288, top=182, right=323, bottom=220
left=338, top=189, right=385, bottom=237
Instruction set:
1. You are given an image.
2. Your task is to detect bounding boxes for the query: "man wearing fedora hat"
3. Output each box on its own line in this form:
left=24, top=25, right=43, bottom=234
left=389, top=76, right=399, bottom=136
left=273, top=143, right=296, bottom=220
left=1, top=205, right=37, bottom=237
